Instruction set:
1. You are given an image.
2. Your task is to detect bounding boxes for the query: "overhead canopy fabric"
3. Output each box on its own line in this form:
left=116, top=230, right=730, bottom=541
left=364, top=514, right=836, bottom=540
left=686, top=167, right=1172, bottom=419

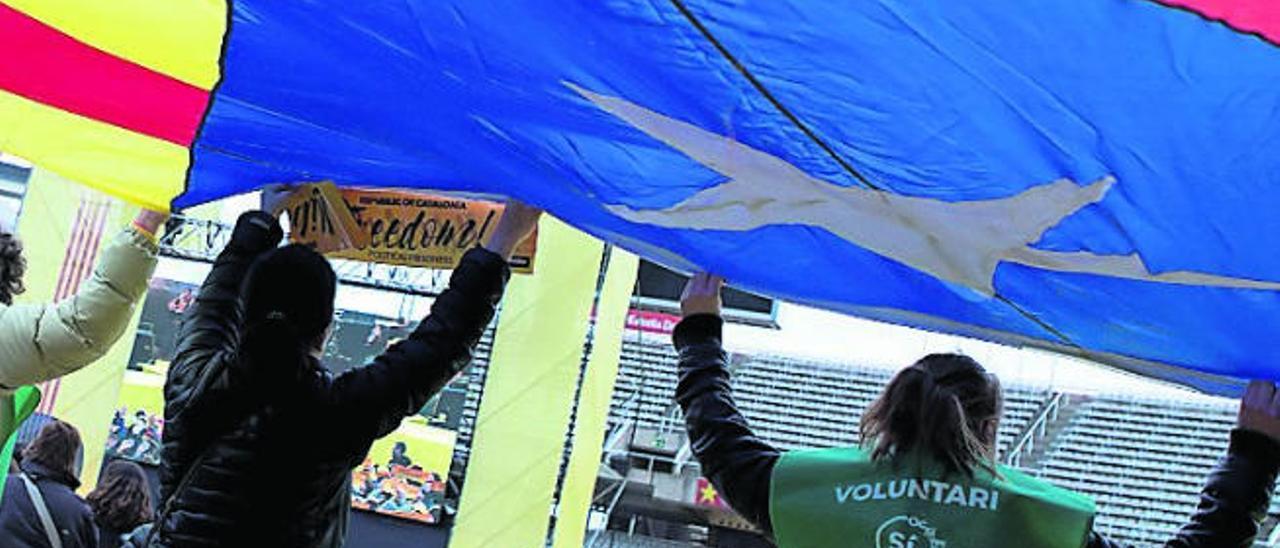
left=2, top=0, right=1278, bottom=394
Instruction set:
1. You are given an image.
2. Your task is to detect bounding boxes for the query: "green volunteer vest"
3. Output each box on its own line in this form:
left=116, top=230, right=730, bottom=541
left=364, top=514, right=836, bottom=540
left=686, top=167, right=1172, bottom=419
left=771, top=446, right=1095, bottom=548
left=0, top=386, right=41, bottom=504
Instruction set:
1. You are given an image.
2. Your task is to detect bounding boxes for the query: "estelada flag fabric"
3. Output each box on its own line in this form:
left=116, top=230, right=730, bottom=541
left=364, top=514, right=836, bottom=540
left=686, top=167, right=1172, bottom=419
left=695, top=477, right=727, bottom=509
left=2, top=0, right=1278, bottom=394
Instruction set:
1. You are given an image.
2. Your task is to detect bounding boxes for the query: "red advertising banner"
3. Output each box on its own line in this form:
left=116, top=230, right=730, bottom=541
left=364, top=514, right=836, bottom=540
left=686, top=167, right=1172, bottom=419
left=625, top=309, right=681, bottom=335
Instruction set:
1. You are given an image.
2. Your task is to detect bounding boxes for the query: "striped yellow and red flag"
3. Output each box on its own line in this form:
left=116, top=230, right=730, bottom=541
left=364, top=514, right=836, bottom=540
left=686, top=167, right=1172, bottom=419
left=0, top=0, right=226, bottom=211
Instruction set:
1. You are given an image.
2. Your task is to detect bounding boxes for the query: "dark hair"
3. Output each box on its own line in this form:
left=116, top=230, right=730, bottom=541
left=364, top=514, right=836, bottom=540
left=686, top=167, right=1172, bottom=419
left=22, top=420, right=83, bottom=482
left=0, top=232, right=26, bottom=305
left=242, top=244, right=337, bottom=344
left=860, top=354, right=1003, bottom=478
left=87, top=460, right=154, bottom=531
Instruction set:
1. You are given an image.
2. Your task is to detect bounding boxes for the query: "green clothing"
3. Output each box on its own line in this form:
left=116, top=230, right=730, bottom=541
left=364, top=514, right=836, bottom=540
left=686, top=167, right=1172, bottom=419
left=771, top=446, right=1095, bottom=548
left=0, top=386, right=40, bottom=504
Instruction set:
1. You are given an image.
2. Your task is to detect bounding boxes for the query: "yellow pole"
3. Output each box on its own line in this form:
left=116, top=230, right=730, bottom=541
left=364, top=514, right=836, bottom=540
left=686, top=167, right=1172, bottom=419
left=551, top=247, right=639, bottom=548
left=451, top=216, right=605, bottom=548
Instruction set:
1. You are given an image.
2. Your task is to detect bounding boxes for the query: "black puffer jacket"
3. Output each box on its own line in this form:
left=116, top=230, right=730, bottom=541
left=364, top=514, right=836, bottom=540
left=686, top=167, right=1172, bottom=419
left=154, top=212, right=509, bottom=547
left=673, top=314, right=1280, bottom=548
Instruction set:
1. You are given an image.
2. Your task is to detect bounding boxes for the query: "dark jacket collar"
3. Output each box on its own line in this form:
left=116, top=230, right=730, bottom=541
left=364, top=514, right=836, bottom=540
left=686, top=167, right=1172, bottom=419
left=21, top=460, right=81, bottom=490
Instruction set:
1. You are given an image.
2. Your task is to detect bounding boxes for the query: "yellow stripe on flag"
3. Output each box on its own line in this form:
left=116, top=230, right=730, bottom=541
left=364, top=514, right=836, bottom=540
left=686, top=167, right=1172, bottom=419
left=4, top=0, right=227, bottom=89
left=452, top=218, right=605, bottom=548
left=0, top=90, right=188, bottom=211
left=552, top=248, right=640, bottom=548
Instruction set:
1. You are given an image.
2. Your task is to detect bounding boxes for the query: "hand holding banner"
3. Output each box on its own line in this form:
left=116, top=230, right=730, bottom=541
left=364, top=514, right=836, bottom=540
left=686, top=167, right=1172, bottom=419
left=283, top=182, right=537, bottom=273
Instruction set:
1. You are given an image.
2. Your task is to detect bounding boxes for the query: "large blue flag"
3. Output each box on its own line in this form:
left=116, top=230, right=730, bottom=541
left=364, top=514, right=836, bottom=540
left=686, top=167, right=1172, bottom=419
left=5, top=0, right=1278, bottom=394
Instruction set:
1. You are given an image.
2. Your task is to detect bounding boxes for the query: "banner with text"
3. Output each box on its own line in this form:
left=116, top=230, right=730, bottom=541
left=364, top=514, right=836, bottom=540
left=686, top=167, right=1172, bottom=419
left=625, top=309, right=681, bottom=336
left=284, top=182, right=537, bottom=273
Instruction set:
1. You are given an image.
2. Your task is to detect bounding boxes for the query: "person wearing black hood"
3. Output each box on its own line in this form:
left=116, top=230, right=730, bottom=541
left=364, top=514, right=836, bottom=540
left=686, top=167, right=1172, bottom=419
left=0, top=420, right=97, bottom=547
left=152, top=186, right=541, bottom=547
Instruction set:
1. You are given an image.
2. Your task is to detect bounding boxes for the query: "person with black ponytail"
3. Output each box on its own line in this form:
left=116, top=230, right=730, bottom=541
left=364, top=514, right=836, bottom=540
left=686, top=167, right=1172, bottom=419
left=674, top=273, right=1280, bottom=547
left=153, top=186, right=541, bottom=547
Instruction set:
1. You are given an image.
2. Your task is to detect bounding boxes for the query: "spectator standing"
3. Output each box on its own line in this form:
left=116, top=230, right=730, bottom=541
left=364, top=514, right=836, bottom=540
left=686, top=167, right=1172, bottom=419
left=152, top=188, right=540, bottom=547
left=0, top=420, right=98, bottom=547
left=87, top=460, right=153, bottom=548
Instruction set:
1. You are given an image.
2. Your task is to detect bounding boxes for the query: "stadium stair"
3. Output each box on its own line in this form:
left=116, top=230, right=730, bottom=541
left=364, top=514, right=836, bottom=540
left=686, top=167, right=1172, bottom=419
left=1008, top=393, right=1090, bottom=471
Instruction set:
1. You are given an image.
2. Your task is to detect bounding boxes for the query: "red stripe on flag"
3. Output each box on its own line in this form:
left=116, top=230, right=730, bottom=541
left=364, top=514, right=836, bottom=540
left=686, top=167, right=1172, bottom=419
left=0, top=3, right=210, bottom=146
left=40, top=199, right=89, bottom=413
left=48, top=201, right=111, bottom=409
left=1154, top=0, right=1280, bottom=45
left=57, top=202, right=96, bottom=300
left=65, top=201, right=109, bottom=298
left=52, top=201, right=88, bottom=301
left=66, top=201, right=103, bottom=294
left=42, top=198, right=112, bottom=413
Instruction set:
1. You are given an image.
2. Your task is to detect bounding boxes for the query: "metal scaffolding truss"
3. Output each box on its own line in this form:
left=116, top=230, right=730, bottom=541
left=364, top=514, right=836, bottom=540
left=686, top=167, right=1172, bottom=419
left=158, top=214, right=451, bottom=296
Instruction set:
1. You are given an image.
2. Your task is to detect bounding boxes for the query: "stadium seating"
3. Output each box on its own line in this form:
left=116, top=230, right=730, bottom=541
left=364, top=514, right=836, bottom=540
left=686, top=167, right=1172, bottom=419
left=1037, top=395, right=1280, bottom=546
left=454, top=327, right=498, bottom=465
left=609, top=341, right=682, bottom=433
left=595, top=530, right=703, bottom=548
left=608, top=340, right=1050, bottom=456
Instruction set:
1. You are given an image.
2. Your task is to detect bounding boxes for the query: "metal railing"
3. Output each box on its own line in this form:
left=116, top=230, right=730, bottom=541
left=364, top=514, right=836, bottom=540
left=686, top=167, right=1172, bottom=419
left=1003, top=392, right=1066, bottom=469
left=157, top=214, right=451, bottom=296
left=587, top=393, right=643, bottom=548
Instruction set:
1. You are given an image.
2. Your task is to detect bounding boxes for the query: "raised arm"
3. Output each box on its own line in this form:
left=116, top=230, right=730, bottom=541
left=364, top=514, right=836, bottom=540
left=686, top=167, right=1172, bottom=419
left=1088, top=380, right=1280, bottom=548
left=0, top=210, right=164, bottom=393
left=674, top=273, right=781, bottom=533
left=318, top=201, right=538, bottom=452
left=163, top=207, right=283, bottom=423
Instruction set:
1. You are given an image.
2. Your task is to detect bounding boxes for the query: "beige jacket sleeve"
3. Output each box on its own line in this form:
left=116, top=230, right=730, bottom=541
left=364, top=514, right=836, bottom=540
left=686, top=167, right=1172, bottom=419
left=0, top=227, right=159, bottom=394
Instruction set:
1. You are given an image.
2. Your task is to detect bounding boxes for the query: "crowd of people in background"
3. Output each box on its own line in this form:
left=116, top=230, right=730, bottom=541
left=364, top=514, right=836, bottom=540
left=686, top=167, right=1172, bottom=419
left=105, top=410, right=163, bottom=466
left=3, top=415, right=453, bottom=545
left=350, top=456, right=446, bottom=524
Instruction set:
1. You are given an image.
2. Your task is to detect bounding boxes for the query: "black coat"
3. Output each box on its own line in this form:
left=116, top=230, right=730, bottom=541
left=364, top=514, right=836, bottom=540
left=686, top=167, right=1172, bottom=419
left=95, top=522, right=128, bottom=548
left=154, top=212, right=509, bottom=547
left=0, top=462, right=99, bottom=548
left=672, top=314, right=1280, bottom=548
